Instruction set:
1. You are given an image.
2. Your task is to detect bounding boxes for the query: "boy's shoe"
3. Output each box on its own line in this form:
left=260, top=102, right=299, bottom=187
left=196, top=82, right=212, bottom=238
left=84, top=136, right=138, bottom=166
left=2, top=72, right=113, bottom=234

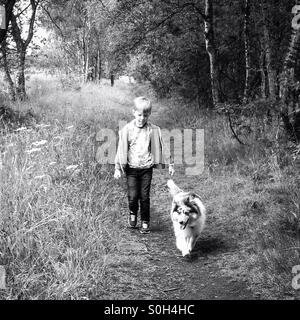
left=128, top=213, right=137, bottom=228
left=140, top=221, right=150, bottom=234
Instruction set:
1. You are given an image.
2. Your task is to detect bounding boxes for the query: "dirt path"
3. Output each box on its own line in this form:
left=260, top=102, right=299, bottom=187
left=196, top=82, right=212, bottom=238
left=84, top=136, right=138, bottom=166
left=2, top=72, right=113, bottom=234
left=101, top=88, right=255, bottom=300
left=104, top=168, right=254, bottom=300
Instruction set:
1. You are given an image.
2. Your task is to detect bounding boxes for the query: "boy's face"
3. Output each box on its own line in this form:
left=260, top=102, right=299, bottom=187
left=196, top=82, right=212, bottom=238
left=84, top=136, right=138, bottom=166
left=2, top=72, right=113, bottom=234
left=133, top=108, right=151, bottom=128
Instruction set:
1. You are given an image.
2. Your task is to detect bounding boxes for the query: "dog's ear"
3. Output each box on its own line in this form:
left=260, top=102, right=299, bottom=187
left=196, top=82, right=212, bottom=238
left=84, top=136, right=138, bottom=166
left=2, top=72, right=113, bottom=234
left=187, top=194, right=202, bottom=216
left=171, top=209, right=179, bottom=221
left=189, top=195, right=206, bottom=217
left=170, top=201, right=178, bottom=216
left=188, top=193, right=197, bottom=201
left=191, top=193, right=203, bottom=201
left=171, top=202, right=178, bottom=212
left=190, top=212, right=198, bottom=219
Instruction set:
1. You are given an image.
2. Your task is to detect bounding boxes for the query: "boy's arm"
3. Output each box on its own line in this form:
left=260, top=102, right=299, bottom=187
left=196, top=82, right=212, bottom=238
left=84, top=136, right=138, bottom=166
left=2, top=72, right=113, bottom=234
left=158, top=127, right=175, bottom=175
left=114, top=125, right=128, bottom=176
left=114, top=146, right=124, bottom=179
left=168, top=162, right=175, bottom=176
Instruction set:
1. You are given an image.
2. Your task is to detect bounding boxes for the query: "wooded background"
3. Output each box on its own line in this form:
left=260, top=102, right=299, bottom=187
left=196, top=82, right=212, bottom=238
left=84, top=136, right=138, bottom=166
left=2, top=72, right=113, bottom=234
left=0, top=0, right=300, bottom=143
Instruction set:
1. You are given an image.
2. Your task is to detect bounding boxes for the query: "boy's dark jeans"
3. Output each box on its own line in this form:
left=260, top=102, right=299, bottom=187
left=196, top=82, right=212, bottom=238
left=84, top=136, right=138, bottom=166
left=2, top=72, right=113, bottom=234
left=125, top=166, right=153, bottom=222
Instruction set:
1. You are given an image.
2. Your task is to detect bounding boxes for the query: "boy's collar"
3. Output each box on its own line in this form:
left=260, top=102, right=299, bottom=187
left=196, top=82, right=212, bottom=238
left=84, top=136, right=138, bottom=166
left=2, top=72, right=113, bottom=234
left=133, top=120, right=149, bottom=129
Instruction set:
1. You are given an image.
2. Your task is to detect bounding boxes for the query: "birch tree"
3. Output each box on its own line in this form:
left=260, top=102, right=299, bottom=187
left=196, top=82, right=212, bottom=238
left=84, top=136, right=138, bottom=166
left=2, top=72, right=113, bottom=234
left=243, top=0, right=251, bottom=102
left=204, top=0, right=220, bottom=106
left=40, top=0, right=110, bottom=82
left=279, top=0, right=300, bottom=142
left=261, top=0, right=277, bottom=100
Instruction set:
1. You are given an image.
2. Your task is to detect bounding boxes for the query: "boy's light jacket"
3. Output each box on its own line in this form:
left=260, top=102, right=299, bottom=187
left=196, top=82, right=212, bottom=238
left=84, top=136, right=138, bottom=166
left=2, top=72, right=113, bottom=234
left=115, top=121, right=171, bottom=173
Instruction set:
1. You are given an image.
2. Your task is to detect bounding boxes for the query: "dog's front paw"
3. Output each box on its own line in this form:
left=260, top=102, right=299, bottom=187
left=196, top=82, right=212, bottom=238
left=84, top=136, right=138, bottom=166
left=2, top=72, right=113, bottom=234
left=182, top=249, right=191, bottom=257
left=182, top=253, right=193, bottom=262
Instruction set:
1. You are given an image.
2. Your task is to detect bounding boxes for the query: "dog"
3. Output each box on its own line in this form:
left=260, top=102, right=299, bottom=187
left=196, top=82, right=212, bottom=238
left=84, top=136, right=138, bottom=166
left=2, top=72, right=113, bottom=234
left=167, top=179, right=206, bottom=258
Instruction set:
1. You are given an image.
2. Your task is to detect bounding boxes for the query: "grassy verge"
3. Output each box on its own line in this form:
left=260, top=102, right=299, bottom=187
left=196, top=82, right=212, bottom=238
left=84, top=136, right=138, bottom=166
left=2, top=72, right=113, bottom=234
left=0, top=76, right=134, bottom=299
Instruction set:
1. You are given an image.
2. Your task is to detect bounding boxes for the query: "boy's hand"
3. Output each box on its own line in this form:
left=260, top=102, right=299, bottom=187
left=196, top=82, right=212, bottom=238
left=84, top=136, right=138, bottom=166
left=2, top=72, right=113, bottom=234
left=114, top=169, right=122, bottom=179
left=169, top=166, right=175, bottom=176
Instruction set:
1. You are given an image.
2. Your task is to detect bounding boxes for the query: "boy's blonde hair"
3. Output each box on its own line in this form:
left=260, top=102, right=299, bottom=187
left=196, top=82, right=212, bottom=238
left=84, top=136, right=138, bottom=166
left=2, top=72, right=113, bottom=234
left=133, top=96, right=152, bottom=113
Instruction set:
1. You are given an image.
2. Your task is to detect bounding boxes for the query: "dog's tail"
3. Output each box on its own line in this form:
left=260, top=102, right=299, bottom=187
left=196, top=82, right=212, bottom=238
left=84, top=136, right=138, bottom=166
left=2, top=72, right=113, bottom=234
left=167, top=179, right=183, bottom=197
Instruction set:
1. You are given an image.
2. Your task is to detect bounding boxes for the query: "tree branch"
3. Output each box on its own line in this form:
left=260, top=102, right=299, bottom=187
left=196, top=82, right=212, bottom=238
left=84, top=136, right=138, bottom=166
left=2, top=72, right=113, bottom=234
left=10, top=12, right=23, bottom=50
left=24, top=0, right=39, bottom=47
left=183, top=2, right=207, bottom=20
left=41, top=4, right=65, bottom=39
left=14, top=3, right=31, bottom=18
left=123, top=2, right=204, bottom=52
left=159, top=0, right=207, bottom=20
left=227, top=110, right=247, bottom=145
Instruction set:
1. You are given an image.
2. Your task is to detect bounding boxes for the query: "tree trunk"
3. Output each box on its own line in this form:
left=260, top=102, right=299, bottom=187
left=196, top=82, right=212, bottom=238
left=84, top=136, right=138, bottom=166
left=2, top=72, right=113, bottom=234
left=243, top=0, right=251, bottom=103
left=16, top=49, right=26, bottom=99
left=262, top=12, right=276, bottom=100
left=9, top=1, right=39, bottom=100
left=76, top=48, right=81, bottom=75
left=204, top=0, right=220, bottom=107
left=85, top=52, right=89, bottom=82
left=0, top=37, right=16, bottom=100
left=260, top=42, right=267, bottom=99
left=96, top=48, right=101, bottom=81
left=280, top=6, right=300, bottom=142
left=82, top=37, right=89, bottom=82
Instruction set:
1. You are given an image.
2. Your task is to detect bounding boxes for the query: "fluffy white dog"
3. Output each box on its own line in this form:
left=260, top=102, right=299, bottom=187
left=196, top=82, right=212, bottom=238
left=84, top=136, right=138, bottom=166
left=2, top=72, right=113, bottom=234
left=167, top=179, right=206, bottom=257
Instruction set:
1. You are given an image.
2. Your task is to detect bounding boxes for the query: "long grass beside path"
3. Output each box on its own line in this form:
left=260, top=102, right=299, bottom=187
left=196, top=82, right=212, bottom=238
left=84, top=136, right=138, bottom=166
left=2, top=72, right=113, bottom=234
left=0, top=77, right=135, bottom=299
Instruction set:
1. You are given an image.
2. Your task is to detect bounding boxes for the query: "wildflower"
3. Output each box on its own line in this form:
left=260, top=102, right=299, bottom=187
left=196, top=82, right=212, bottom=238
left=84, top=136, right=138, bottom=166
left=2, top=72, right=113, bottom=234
left=66, top=165, right=79, bottom=171
left=15, top=127, right=27, bottom=132
left=34, top=175, right=44, bottom=179
left=34, top=174, right=48, bottom=180
left=34, top=174, right=51, bottom=182
left=26, top=148, right=42, bottom=154
left=32, top=140, right=48, bottom=147
left=35, top=124, right=51, bottom=128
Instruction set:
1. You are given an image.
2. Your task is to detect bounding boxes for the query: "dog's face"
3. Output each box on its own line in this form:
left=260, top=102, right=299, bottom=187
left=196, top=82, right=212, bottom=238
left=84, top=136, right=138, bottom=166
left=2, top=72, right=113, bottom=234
left=171, top=193, right=200, bottom=230
left=172, top=205, right=197, bottom=229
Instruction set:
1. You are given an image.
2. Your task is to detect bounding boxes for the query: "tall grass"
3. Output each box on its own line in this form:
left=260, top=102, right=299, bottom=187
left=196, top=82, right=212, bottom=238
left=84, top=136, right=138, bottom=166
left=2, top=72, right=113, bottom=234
left=0, top=76, right=134, bottom=299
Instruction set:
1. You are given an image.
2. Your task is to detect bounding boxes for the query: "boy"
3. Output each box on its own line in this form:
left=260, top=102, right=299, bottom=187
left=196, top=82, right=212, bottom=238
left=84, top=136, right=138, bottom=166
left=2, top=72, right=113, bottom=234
left=114, top=96, right=175, bottom=234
